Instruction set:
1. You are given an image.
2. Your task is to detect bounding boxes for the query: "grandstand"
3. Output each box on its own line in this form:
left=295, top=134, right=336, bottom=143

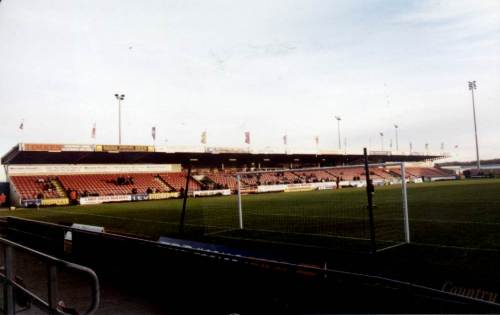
left=387, top=166, right=455, bottom=182
left=159, top=172, right=203, bottom=191
left=9, top=176, right=63, bottom=199
left=204, top=173, right=239, bottom=190
left=1, top=143, right=448, bottom=208
left=58, top=173, right=172, bottom=195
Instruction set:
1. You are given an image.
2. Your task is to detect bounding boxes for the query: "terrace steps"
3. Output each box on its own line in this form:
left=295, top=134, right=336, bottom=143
left=154, top=176, right=174, bottom=192
left=50, top=179, right=67, bottom=198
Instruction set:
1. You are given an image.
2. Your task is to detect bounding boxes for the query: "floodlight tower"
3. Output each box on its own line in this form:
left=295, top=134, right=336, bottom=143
left=114, top=93, right=125, bottom=144
left=394, top=124, right=399, bottom=152
left=379, top=132, right=384, bottom=151
left=468, top=81, right=481, bottom=169
left=334, top=116, right=341, bottom=151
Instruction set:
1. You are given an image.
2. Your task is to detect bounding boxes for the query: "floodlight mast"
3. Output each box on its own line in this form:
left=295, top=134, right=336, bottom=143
left=334, top=116, right=341, bottom=151
left=468, top=81, right=480, bottom=169
left=394, top=124, right=399, bottom=152
left=114, top=94, right=125, bottom=145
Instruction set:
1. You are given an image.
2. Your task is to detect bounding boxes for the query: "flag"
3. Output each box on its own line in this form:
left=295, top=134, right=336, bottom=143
left=19, top=119, right=24, bottom=130
left=454, top=145, right=459, bottom=149
left=315, top=136, right=319, bottom=145
left=151, top=126, right=156, bottom=141
left=283, top=135, right=287, bottom=145
left=91, top=123, right=96, bottom=139
left=201, top=131, right=207, bottom=144
left=425, top=143, right=429, bottom=150
left=244, top=131, right=250, bottom=144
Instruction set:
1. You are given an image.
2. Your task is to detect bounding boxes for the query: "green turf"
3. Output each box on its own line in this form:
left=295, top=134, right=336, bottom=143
left=2, top=179, right=500, bottom=251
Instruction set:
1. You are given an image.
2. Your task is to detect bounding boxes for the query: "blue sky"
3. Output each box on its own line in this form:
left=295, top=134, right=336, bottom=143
left=0, top=0, right=498, bottom=161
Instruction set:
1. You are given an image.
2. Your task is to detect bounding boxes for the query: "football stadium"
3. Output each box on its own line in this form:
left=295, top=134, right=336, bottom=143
left=1, top=0, right=500, bottom=314
left=1, top=142, right=500, bottom=313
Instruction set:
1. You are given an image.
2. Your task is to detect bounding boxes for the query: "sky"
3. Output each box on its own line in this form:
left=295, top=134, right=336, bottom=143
left=0, top=0, right=499, bottom=162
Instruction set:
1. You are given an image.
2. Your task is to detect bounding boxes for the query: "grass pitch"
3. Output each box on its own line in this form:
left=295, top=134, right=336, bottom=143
left=2, top=179, right=500, bottom=251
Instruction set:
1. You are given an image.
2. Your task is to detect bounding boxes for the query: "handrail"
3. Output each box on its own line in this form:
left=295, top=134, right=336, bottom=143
left=0, top=236, right=100, bottom=315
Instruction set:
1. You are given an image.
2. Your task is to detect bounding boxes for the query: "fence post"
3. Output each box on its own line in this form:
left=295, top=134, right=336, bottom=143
left=400, top=162, right=411, bottom=243
left=47, top=265, right=58, bottom=311
left=363, top=148, right=377, bottom=253
left=4, top=245, right=15, bottom=315
left=179, top=165, right=192, bottom=234
left=237, top=174, right=243, bottom=229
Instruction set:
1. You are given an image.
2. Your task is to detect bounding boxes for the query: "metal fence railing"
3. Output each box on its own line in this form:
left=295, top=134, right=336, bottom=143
left=0, top=236, right=100, bottom=315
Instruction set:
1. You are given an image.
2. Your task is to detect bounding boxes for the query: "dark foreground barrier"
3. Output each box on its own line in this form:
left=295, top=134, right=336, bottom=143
left=5, top=216, right=500, bottom=314
left=0, top=235, right=99, bottom=315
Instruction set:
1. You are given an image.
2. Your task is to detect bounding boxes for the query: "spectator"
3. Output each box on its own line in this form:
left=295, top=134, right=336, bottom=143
left=116, top=176, right=125, bottom=185
left=0, top=193, right=6, bottom=207
left=146, top=187, right=153, bottom=194
left=69, top=190, right=77, bottom=203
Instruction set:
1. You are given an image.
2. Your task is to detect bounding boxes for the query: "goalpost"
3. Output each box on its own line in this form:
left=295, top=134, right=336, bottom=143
left=233, top=162, right=410, bottom=253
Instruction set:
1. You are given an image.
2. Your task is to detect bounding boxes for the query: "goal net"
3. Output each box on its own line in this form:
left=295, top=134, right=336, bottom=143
left=225, top=163, right=410, bottom=253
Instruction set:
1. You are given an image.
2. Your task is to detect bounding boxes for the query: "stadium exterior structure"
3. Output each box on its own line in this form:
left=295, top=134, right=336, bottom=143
left=1, top=143, right=446, bottom=208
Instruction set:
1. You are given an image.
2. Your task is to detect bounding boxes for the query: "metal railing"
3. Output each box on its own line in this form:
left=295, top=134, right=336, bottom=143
left=0, top=236, right=100, bottom=315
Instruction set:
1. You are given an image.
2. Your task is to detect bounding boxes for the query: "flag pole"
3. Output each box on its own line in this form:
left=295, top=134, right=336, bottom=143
left=19, top=119, right=24, bottom=144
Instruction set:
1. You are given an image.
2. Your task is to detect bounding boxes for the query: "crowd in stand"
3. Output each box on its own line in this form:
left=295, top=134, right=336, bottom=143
left=36, top=177, right=58, bottom=193
left=145, top=187, right=159, bottom=194
left=114, top=176, right=134, bottom=185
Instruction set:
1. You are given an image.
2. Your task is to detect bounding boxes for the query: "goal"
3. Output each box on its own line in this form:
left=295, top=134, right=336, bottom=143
left=230, top=162, right=410, bottom=253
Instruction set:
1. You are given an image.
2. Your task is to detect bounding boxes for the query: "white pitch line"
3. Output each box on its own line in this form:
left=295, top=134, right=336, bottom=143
left=410, top=241, right=500, bottom=253
left=40, top=208, right=232, bottom=230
